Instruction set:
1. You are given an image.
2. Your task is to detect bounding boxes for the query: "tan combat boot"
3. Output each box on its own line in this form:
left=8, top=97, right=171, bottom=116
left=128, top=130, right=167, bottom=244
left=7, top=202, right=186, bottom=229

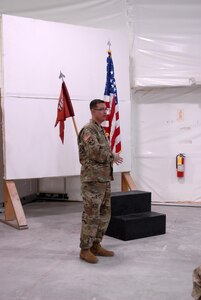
left=80, top=249, right=98, bottom=263
left=91, top=242, right=114, bottom=257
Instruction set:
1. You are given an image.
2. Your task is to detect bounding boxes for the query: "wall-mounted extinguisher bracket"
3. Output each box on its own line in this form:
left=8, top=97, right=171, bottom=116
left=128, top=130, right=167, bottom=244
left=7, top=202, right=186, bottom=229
left=176, top=153, right=185, bottom=178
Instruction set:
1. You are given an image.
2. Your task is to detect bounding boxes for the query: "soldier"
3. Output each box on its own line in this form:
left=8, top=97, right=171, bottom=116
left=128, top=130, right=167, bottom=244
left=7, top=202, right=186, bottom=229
left=192, top=265, right=201, bottom=300
left=78, top=99, right=123, bottom=264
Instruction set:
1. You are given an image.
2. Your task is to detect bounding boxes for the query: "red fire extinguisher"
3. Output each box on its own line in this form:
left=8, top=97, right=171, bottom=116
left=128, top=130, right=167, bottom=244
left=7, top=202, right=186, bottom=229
left=176, top=153, right=185, bottom=178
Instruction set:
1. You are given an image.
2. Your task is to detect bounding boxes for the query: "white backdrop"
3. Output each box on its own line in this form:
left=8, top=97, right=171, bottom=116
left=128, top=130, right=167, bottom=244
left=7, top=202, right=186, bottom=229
left=1, top=14, right=131, bottom=180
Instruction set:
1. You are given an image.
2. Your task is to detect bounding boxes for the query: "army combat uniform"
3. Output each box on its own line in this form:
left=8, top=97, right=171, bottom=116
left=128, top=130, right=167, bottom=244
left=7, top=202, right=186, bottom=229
left=192, top=265, right=201, bottom=300
left=78, top=119, right=114, bottom=250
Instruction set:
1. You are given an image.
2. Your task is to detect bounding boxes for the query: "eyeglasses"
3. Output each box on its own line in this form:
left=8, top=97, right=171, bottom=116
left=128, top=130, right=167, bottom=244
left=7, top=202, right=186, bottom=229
left=93, top=108, right=108, bottom=112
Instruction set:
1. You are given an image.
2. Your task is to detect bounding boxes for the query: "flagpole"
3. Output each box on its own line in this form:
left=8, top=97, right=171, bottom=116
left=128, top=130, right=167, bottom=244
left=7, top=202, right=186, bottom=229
left=107, top=40, right=111, bottom=51
left=59, top=71, right=79, bottom=137
left=72, top=117, right=78, bottom=137
left=59, top=71, right=65, bottom=82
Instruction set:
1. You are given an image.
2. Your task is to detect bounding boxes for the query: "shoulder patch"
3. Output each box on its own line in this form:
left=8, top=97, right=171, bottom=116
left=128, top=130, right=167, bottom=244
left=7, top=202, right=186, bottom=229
left=83, top=133, right=91, bottom=142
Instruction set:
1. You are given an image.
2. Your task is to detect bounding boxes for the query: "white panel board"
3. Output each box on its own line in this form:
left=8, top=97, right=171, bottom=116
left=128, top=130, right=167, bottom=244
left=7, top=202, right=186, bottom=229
left=2, top=15, right=129, bottom=101
left=1, top=14, right=131, bottom=179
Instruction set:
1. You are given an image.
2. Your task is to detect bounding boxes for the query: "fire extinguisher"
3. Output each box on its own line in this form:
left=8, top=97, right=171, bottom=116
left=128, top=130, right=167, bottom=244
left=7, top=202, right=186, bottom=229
left=176, top=153, right=185, bottom=178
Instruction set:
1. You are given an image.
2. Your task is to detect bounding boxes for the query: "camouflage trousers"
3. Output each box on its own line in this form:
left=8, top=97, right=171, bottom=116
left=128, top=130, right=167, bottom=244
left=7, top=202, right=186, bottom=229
left=80, top=181, right=111, bottom=249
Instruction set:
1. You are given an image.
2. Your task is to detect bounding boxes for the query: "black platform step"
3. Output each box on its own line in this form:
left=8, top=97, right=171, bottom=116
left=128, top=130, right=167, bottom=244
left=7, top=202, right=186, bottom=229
left=106, top=211, right=166, bottom=241
left=111, top=191, right=151, bottom=216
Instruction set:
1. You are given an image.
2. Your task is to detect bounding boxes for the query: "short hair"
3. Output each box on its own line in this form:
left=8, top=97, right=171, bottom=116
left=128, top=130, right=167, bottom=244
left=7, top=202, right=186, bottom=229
left=90, top=99, right=105, bottom=110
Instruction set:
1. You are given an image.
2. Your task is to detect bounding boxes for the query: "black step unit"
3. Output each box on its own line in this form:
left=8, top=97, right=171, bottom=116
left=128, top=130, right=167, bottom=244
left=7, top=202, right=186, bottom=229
left=106, top=190, right=166, bottom=241
left=106, top=211, right=166, bottom=241
left=111, top=190, right=151, bottom=216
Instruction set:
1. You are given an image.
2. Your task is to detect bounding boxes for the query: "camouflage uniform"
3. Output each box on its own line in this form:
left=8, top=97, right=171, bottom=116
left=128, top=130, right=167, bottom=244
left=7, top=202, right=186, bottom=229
left=78, top=119, right=114, bottom=249
left=192, top=265, right=201, bottom=300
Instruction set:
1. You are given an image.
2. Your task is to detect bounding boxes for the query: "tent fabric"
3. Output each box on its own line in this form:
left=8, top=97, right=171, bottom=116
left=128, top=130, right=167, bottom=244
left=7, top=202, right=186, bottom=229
left=0, top=0, right=127, bottom=29
left=1, top=1, right=201, bottom=202
left=127, top=0, right=201, bottom=88
left=127, top=1, right=201, bottom=202
left=131, top=86, right=201, bottom=203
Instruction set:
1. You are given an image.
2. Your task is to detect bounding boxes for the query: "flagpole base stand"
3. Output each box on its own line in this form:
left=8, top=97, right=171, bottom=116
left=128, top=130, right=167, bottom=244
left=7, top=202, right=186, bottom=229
left=121, top=172, right=137, bottom=192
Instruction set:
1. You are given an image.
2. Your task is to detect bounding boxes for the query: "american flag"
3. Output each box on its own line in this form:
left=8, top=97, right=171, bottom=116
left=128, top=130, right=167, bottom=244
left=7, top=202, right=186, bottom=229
left=103, top=50, right=121, bottom=153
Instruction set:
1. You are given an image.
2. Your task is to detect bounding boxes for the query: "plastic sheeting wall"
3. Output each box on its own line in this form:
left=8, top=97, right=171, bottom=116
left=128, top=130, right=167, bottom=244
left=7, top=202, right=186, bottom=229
left=131, top=87, right=201, bottom=202
left=127, top=0, right=201, bottom=88
left=0, top=0, right=126, bottom=30
left=128, top=1, right=201, bottom=202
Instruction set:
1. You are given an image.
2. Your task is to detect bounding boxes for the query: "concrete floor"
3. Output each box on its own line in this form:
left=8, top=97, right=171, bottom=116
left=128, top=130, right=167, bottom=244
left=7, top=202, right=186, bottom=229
left=0, top=201, right=200, bottom=300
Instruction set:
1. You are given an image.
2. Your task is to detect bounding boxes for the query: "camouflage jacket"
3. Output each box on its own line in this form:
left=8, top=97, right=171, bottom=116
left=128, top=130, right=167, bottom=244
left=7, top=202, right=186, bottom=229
left=192, top=266, right=201, bottom=300
left=78, top=119, right=114, bottom=182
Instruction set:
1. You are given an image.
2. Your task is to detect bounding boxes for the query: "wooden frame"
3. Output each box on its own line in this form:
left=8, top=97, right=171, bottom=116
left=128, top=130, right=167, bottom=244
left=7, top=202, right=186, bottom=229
left=0, top=89, right=27, bottom=229
left=0, top=180, right=28, bottom=229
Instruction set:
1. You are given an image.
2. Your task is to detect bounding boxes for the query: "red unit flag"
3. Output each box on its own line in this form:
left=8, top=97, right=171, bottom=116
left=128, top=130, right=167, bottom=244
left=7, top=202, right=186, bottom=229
left=55, top=81, right=75, bottom=143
